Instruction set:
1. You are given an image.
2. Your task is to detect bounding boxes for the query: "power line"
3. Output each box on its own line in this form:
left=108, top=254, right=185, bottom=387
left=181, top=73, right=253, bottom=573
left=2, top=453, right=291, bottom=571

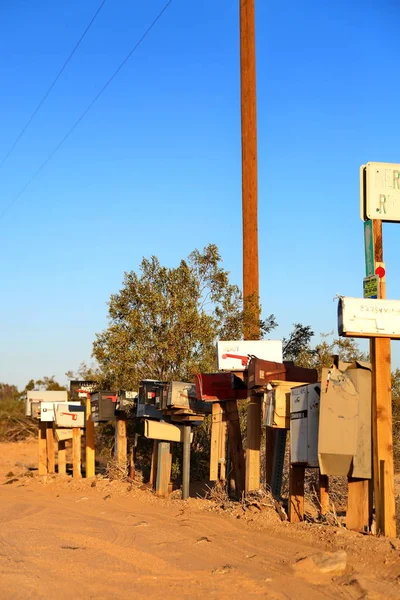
left=0, top=0, right=173, bottom=221
left=0, top=0, right=108, bottom=173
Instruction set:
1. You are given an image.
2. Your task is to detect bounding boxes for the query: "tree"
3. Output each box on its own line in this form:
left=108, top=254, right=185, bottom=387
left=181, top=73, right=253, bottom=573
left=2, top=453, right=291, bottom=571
left=282, top=322, right=368, bottom=377
left=0, top=383, right=20, bottom=403
left=93, top=244, right=276, bottom=390
left=392, top=369, right=400, bottom=470
left=282, top=323, right=314, bottom=361
left=65, top=362, right=101, bottom=383
left=23, top=376, right=67, bottom=392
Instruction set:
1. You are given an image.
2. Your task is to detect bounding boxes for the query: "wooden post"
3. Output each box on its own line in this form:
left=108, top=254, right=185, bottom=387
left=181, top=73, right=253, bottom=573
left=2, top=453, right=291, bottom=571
left=129, top=445, right=135, bottom=480
left=182, top=424, right=191, bottom=500
left=223, top=400, right=245, bottom=497
left=115, top=417, right=127, bottom=470
left=319, top=473, right=329, bottom=516
left=58, top=440, right=67, bottom=475
left=156, top=442, right=171, bottom=497
left=210, top=403, right=222, bottom=481
left=85, top=396, right=95, bottom=478
left=246, top=393, right=261, bottom=492
left=219, top=415, right=227, bottom=482
left=46, top=423, right=55, bottom=474
left=270, top=429, right=287, bottom=498
left=265, top=427, right=276, bottom=488
left=347, top=477, right=369, bottom=532
left=288, top=464, right=305, bottom=523
left=370, top=219, right=396, bottom=537
left=38, top=422, right=48, bottom=476
left=72, top=427, right=81, bottom=479
left=150, top=440, right=159, bottom=488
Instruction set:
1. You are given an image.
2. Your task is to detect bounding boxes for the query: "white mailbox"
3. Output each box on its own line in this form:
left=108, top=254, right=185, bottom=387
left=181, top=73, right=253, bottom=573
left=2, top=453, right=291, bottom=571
left=25, top=390, right=68, bottom=417
left=55, top=404, right=85, bottom=428
left=290, top=384, right=320, bottom=467
left=217, top=340, right=283, bottom=371
left=338, top=296, right=400, bottom=339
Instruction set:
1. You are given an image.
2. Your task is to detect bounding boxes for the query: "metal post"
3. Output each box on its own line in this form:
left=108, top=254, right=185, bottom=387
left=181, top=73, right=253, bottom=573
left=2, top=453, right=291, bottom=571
left=182, top=424, right=191, bottom=500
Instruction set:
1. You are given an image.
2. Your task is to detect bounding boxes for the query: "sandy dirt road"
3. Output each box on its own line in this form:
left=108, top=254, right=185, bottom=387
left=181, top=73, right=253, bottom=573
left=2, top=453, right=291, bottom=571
left=0, top=441, right=399, bottom=599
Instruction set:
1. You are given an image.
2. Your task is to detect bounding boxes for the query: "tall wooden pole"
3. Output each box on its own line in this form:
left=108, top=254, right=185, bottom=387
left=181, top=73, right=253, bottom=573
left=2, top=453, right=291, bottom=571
left=370, top=220, right=396, bottom=537
left=240, top=0, right=261, bottom=493
left=240, top=0, right=259, bottom=336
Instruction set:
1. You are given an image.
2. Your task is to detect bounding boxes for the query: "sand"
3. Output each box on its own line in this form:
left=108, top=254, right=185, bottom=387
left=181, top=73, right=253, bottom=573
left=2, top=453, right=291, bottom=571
left=0, top=440, right=399, bottom=599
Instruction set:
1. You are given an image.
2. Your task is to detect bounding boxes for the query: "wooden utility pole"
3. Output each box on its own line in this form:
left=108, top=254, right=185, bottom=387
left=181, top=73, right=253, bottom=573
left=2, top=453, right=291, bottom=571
left=240, top=0, right=259, bottom=338
left=370, top=220, right=396, bottom=537
left=240, top=0, right=261, bottom=493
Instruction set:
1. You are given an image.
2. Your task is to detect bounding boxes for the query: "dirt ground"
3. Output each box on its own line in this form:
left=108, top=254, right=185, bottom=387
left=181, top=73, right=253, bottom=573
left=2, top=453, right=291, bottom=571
left=0, top=441, right=399, bottom=599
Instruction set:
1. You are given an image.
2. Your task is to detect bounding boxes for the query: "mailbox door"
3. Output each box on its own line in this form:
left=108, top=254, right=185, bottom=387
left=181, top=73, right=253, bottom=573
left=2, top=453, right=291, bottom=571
left=290, top=386, right=309, bottom=464
left=40, top=402, right=56, bottom=422
left=307, top=385, right=320, bottom=467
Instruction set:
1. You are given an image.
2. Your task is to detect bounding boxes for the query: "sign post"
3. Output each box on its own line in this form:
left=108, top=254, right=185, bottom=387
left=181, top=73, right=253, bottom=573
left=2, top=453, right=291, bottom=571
left=360, top=163, right=397, bottom=537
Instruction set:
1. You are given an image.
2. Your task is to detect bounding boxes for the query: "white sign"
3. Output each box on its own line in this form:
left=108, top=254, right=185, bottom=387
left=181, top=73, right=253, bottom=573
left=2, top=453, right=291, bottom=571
left=217, top=340, right=283, bottom=371
left=361, top=162, right=400, bottom=222
left=338, top=296, right=400, bottom=339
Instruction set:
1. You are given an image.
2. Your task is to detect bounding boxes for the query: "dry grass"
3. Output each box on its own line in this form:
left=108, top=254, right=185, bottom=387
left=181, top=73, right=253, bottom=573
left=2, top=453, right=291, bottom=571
left=0, top=399, right=37, bottom=442
left=105, top=458, right=129, bottom=482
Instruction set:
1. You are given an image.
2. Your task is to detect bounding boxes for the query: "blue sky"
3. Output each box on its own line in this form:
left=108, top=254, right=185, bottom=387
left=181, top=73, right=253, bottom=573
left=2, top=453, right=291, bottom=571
left=1, top=0, right=399, bottom=389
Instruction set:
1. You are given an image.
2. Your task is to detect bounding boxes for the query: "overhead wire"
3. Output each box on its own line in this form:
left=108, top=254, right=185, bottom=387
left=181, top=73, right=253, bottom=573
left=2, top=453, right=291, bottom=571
left=0, top=0, right=108, bottom=172
left=0, top=0, right=173, bottom=221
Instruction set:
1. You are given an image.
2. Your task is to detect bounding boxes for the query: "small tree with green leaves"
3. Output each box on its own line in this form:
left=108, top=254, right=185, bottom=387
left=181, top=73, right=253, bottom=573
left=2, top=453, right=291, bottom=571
left=93, top=244, right=276, bottom=390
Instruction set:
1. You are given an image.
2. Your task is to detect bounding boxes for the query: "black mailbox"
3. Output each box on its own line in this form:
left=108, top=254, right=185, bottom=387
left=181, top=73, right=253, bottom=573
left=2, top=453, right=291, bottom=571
left=116, top=390, right=137, bottom=415
left=137, top=380, right=166, bottom=420
left=90, top=391, right=117, bottom=422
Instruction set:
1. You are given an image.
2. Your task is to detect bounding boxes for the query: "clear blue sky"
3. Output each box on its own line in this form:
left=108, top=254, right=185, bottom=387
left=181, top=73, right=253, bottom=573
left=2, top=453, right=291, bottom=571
left=1, top=0, right=399, bottom=389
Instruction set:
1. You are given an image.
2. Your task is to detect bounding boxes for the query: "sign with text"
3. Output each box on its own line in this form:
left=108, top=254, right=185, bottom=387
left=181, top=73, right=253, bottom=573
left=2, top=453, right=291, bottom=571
left=361, top=162, right=400, bottom=222
left=363, top=275, right=379, bottom=299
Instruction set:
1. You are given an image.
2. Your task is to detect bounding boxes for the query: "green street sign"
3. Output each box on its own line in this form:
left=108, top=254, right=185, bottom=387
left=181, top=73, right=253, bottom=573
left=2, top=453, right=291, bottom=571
left=364, top=219, right=375, bottom=277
